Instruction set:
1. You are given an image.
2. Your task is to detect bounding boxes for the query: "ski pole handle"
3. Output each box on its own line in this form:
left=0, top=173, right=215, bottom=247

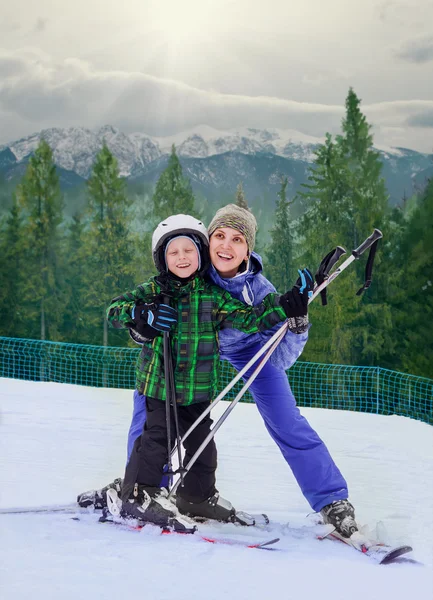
left=352, top=228, right=383, bottom=259
left=322, top=246, right=346, bottom=275
left=309, top=228, right=382, bottom=303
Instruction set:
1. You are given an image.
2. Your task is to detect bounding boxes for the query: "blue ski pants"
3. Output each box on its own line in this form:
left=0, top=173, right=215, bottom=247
left=127, top=342, right=348, bottom=512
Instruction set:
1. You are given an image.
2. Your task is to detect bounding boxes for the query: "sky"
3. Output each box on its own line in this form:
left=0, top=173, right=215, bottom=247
left=1, top=378, right=432, bottom=599
left=0, top=0, right=433, bottom=151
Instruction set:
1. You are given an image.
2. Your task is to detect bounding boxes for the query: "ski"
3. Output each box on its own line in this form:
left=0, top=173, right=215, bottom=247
left=0, top=501, right=269, bottom=530
left=2, top=504, right=416, bottom=561
left=318, top=526, right=414, bottom=564
left=82, top=514, right=280, bottom=550
left=0, top=503, right=80, bottom=515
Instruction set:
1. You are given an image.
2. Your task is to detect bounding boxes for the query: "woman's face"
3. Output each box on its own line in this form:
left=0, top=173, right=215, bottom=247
left=209, top=227, right=249, bottom=278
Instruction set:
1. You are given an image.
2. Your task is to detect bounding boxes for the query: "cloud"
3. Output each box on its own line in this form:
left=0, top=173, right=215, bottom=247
left=34, top=18, right=48, bottom=33
left=0, top=49, right=344, bottom=138
left=0, top=49, right=433, bottom=152
left=0, top=55, right=28, bottom=78
left=406, top=110, right=433, bottom=128
left=377, top=0, right=432, bottom=29
left=397, top=35, right=433, bottom=64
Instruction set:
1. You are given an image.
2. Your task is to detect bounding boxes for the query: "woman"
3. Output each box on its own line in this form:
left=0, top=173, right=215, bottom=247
left=78, top=204, right=358, bottom=538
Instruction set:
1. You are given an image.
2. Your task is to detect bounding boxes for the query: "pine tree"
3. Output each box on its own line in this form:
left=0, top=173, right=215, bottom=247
left=152, top=145, right=196, bottom=221
left=265, top=177, right=294, bottom=292
left=389, top=179, right=433, bottom=378
left=62, top=213, right=90, bottom=343
left=0, top=195, right=28, bottom=337
left=298, top=89, right=390, bottom=366
left=235, top=182, right=248, bottom=208
left=298, top=133, right=351, bottom=261
left=336, top=89, right=390, bottom=365
left=16, top=139, right=64, bottom=340
left=338, top=88, right=389, bottom=255
left=84, top=143, right=135, bottom=346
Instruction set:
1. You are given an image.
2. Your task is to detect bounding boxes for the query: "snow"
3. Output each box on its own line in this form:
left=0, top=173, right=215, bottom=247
left=375, top=144, right=405, bottom=157
left=1, top=377, right=432, bottom=600
left=3, top=126, right=162, bottom=178
left=154, top=124, right=323, bottom=161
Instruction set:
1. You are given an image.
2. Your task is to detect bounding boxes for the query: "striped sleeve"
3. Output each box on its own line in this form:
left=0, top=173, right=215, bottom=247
left=107, top=280, right=158, bottom=329
left=215, top=289, right=286, bottom=334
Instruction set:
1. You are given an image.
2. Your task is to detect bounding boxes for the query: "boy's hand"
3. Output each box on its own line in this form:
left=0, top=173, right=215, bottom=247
left=279, top=268, right=314, bottom=334
left=131, top=302, right=177, bottom=336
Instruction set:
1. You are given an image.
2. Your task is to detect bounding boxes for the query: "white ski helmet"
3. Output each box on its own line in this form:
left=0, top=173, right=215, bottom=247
left=152, top=214, right=209, bottom=274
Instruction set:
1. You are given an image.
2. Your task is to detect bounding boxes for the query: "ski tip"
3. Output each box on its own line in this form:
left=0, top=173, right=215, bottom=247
left=249, top=537, right=280, bottom=549
left=379, top=545, right=414, bottom=565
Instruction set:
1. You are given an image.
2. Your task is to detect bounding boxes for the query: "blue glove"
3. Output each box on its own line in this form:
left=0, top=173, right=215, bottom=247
left=279, top=268, right=314, bottom=334
left=280, top=268, right=314, bottom=318
left=131, top=302, right=177, bottom=336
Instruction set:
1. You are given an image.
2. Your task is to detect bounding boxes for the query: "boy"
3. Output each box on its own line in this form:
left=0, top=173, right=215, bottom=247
left=107, top=215, right=313, bottom=529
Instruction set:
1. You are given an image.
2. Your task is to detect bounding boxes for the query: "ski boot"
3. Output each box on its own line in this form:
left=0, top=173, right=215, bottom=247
left=121, top=485, right=193, bottom=532
left=176, top=491, right=237, bottom=523
left=77, top=477, right=123, bottom=510
left=320, top=499, right=358, bottom=538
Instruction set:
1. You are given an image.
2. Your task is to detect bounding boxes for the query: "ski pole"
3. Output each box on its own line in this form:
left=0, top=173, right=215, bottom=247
left=167, top=322, right=287, bottom=499
left=172, top=240, right=349, bottom=450
left=171, top=320, right=289, bottom=454
left=163, top=296, right=186, bottom=487
left=169, top=228, right=383, bottom=492
left=163, top=331, right=174, bottom=486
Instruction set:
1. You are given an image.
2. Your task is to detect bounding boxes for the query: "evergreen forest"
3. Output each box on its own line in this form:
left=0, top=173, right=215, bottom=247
left=1, top=89, right=432, bottom=379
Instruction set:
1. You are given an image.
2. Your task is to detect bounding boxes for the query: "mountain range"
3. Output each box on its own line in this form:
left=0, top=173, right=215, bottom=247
left=0, top=125, right=432, bottom=213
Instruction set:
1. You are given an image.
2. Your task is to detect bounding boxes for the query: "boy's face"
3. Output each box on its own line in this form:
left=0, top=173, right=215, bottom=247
left=166, top=237, right=199, bottom=279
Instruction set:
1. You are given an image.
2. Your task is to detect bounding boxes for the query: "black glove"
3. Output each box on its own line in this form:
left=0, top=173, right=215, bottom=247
left=280, top=268, right=314, bottom=333
left=131, top=302, right=177, bottom=338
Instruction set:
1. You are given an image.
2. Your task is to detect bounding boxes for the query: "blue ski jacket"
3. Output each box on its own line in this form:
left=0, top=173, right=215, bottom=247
left=206, top=251, right=308, bottom=369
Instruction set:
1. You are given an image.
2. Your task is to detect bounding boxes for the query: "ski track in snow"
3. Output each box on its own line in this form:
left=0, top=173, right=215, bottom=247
left=0, top=378, right=432, bottom=600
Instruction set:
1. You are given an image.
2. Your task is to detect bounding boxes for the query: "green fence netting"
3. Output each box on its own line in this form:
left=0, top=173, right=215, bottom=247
left=0, top=336, right=431, bottom=425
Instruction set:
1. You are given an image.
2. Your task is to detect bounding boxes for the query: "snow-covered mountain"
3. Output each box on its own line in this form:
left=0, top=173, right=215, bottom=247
left=1, top=125, right=161, bottom=179
left=0, top=124, right=343, bottom=178
left=0, top=125, right=431, bottom=206
left=154, top=125, right=323, bottom=163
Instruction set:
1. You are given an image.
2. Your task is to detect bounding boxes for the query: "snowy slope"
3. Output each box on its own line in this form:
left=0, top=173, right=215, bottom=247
left=0, top=378, right=432, bottom=600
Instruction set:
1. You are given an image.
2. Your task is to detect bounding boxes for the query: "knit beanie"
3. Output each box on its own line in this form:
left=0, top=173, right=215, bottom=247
left=208, top=204, right=257, bottom=253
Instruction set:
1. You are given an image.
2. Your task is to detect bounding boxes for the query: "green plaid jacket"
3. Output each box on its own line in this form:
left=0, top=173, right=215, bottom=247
left=107, top=275, right=286, bottom=405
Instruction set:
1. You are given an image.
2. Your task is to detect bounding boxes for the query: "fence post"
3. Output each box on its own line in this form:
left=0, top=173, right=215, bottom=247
left=376, top=367, right=380, bottom=414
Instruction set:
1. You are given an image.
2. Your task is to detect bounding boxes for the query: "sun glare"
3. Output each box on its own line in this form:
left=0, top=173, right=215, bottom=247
left=126, top=0, right=240, bottom=82
left=145, top=0, right=235, bottom=47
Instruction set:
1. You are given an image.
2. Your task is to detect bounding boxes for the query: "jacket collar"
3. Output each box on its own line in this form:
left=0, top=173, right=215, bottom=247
left=155, top=273, right=205, bottom=296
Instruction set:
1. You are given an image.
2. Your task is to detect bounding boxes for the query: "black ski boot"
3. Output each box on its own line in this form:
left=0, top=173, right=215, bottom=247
left=77, top=477, right=123, bottom=510
left=176, top=491, right=236, bottom=523
left=320, top=499, right=358, bottom=538
left=121, top=485, right=193, bottom=532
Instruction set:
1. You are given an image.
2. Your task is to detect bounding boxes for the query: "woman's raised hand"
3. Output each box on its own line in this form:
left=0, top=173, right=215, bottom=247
left=279, top=268, right=314, bottom=334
